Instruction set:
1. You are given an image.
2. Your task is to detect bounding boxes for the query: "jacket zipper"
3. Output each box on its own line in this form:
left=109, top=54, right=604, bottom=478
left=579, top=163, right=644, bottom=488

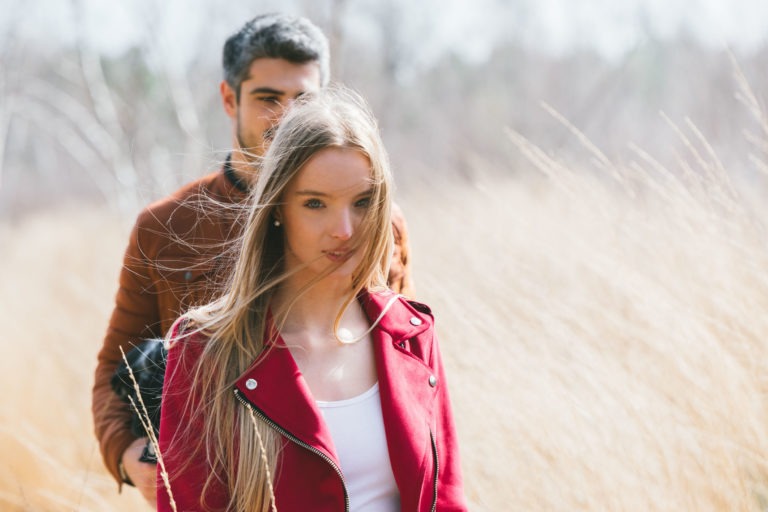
left=234, top=388, right=350, bottom=512
left=430, top=430, right=439, bottom=512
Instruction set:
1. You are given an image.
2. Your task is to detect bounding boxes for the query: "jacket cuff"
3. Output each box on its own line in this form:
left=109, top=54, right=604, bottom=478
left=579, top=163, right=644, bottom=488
left=106, top=431, right=139, bottom=490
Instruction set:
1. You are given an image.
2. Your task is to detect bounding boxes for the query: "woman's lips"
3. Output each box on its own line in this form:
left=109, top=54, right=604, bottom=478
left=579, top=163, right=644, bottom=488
left=324, top=249, right=352, bottom=262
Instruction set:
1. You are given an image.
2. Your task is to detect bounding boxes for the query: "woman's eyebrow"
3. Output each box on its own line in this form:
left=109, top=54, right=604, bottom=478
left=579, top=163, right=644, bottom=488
left=294, top=187, right=373, bottom=197
left=294, top=189, right=329, bottom=196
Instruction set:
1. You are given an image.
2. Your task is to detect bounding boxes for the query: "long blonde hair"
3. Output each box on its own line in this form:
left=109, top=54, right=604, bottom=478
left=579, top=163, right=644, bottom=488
left=168, top=86, right=394, bottom=511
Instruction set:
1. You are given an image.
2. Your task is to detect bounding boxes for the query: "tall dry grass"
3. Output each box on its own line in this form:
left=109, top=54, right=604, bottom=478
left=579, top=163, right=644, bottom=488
left=3, top=113, right=768, bottom=510
left=0, top=209, right=148, bottom=511
left=404, top=114, right=768, bottom=509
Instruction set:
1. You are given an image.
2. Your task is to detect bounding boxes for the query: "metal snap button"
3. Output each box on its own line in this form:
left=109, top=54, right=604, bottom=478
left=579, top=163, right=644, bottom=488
left=428, top=375, right=437, bottom=387
left=410, top=316, right=423, bottom=326
left=245, top=378, right=258, bottom=390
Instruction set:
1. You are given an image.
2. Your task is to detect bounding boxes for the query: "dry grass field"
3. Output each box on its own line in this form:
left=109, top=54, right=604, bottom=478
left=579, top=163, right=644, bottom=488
left=2, top=126, right=768, bottom=510
left=0, top=208, right=147, bottom=510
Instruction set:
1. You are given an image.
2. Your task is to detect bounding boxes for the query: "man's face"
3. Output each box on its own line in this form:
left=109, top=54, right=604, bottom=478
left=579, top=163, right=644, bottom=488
left=221, top=58, right=322, bottom=163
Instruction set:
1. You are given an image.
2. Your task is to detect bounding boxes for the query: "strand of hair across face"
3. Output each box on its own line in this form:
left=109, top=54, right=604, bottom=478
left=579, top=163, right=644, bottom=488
left=246, top=406, right=278, bottom=512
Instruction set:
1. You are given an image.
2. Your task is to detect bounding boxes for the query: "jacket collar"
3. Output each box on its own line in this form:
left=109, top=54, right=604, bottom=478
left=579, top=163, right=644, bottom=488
left=222, top=153, right=250, bottom=193
left=206, top=154, right=249, bottom=203
left=359, top=288, right=432, bottom=342
left=232, top=290, right=438, bottom=467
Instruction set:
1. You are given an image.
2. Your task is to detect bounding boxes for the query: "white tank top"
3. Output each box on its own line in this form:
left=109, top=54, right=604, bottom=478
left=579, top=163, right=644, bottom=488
left=316, top=383, right=400, bottom=511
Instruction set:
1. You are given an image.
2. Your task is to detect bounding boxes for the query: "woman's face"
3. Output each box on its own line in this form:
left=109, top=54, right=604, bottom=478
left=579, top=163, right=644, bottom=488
left=279, top=146, right=374, bottom=284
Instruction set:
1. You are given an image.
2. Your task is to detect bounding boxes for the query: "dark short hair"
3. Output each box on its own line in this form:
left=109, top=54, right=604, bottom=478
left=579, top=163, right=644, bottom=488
left=223, top=13, right=330, bottom=98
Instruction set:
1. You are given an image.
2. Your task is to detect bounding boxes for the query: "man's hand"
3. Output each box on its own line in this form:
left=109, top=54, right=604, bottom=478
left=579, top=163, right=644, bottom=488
left=122, top=437, right=157, bottom=507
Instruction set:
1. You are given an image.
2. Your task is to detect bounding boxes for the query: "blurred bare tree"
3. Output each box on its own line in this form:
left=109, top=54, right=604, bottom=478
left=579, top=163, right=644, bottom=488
left=0, top=0, right=766, bottom=218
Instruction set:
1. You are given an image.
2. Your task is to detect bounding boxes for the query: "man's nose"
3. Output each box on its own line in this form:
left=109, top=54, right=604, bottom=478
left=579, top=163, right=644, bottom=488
left=275, top=98, right=298, bottom=118
left=265, top=100, right=290, bottom=123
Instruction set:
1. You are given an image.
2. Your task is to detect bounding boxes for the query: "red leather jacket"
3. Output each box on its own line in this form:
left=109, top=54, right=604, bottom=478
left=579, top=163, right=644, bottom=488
left=157, top=290, right=467, bottom=511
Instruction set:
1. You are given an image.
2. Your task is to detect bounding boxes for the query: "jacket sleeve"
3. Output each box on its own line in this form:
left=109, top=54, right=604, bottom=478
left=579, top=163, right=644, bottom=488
left=431, top=331, right=468, bottom=511
left=157, top=325, right=228, bottom=512
left=389, top=202, right=416, bottom=299
left=92, top=214, right=162, bottom=485
left=157, top=323, right=193, bottom=512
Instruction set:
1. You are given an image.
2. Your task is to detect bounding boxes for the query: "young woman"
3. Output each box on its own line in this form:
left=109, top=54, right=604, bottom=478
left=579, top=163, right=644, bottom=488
left=157, top=88, right=466, bottom=512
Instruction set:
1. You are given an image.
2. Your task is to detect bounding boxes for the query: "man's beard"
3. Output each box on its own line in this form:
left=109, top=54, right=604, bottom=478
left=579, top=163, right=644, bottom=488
left=236, top=133, right=262, bottom=164
left=236, top=120, right=267, bottom=164
left=236, top=120, right=278, bottom=165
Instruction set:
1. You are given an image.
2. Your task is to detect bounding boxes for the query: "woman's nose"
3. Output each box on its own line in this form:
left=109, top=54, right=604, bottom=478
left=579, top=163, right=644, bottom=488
left=331, top=209, right=354, bottom=240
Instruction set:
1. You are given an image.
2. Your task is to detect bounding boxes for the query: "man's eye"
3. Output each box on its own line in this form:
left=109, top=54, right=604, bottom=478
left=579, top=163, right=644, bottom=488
left=304, top=199, right=324, bottom=209
left=355, top=196, right=372, bottom=208
left=259, top=96, right=280, bottom=104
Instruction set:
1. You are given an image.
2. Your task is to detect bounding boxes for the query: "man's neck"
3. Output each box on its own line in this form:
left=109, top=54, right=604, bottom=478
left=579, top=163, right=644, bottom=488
left=226, top=149, right=260, bottom=189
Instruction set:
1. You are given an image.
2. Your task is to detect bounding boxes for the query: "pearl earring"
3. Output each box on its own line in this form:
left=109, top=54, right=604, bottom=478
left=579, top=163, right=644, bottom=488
left=273, top=219, right=281, bottom=227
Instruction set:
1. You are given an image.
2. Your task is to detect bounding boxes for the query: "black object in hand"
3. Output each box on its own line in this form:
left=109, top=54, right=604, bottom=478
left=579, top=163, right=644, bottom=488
left=111, top=338, right=167, bottom=462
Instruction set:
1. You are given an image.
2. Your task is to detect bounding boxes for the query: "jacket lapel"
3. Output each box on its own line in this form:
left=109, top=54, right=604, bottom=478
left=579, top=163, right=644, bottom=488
left=233, top=341, right=340, bottom=466
left=363, top=291, right=439, bottom=499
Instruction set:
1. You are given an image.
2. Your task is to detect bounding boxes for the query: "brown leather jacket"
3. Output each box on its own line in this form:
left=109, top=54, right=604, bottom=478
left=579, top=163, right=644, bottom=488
left=92, top=169, right=414, bottom=484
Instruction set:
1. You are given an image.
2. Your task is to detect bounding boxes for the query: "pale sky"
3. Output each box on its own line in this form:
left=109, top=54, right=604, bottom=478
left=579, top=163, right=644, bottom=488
left=6, top=0, right=768, bottom=66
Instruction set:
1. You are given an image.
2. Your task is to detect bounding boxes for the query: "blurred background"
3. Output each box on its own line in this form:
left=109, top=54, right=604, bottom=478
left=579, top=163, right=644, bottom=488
left=2, top=0, right=768, bottom=216
left=3, top=0, right=768, bottom=510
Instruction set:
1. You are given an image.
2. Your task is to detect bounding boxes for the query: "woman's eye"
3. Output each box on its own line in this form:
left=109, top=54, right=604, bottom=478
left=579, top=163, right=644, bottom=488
left=355, top=196, right=372, bottom=208
left=304, top=199, right=324, bottom=209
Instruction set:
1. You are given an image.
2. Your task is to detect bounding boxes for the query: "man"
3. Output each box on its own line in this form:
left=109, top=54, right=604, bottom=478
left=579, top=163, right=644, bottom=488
left=92, top=13, right=414, bottom=506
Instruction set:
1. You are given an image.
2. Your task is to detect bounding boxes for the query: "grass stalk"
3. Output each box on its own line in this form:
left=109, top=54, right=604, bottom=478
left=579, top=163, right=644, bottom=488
left=119, top=346, right=178, bottom=512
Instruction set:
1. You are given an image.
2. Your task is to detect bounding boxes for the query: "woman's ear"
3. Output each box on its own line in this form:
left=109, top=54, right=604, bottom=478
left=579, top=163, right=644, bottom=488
left=272, top=208, right=283, bottom=227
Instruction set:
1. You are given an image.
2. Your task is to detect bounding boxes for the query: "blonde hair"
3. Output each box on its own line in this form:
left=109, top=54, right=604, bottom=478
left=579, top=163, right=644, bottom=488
left=167, top=86, right=393, bottom=511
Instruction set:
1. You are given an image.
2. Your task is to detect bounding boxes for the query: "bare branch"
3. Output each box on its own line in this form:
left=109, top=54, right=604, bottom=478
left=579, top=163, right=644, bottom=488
left=71, top=0, right=140, bottom=212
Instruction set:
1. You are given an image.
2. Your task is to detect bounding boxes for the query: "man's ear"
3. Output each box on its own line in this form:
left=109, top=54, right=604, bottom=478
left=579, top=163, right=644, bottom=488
left=220, top=80, right=238, bottom=119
